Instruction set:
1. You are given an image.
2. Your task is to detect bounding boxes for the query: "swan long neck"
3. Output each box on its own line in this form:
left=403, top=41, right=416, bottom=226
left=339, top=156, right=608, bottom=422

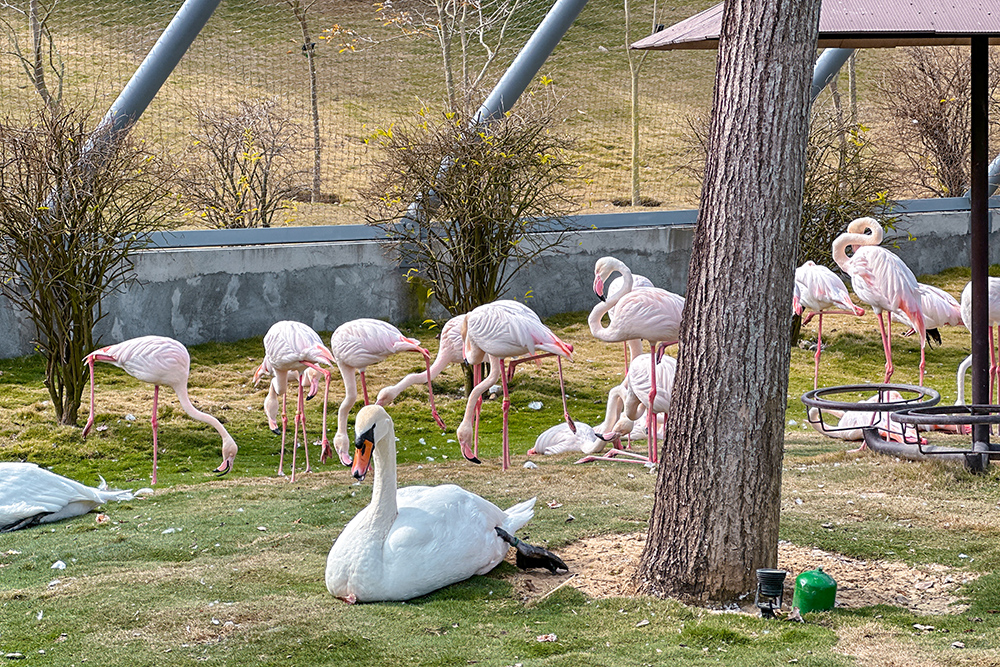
left=369, top=416, right=399, bottom=535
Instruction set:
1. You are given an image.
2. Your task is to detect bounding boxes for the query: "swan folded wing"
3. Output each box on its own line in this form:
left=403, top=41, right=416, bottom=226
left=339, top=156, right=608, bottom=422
left=0, top=471, right=126, bottom=531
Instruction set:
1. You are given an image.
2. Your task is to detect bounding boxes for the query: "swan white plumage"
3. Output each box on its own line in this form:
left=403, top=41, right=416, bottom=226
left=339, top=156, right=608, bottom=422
left=326, top=405, right=566, bottom=603
left=0, top=462, right=145, bottom=532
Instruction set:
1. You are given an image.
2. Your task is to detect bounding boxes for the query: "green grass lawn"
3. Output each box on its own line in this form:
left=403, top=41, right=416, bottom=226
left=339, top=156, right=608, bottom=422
left=3, top=266, right=1000, bottom=665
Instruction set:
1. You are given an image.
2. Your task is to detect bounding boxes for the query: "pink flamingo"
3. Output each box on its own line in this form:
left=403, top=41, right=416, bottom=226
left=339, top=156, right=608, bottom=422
left=329, top=318, right=446, bottom=466
left=793, top=260, right=866, bottom=389
left=375, top=314, right=465, bottom=408
left=892, top=283, right=963, bottom=345
left=81, top=335, right=238, bottom=485
left=593, top=257, right=655, bottom=373
left=960, top=277, right=1000, bottom=403
left=577, top=353, right=675, bottom=464
left=832, top=217, right=927, bottom=385
left=457, top=300, right=575, bottom=470
left=588, top=262, right=684, bottom=464
left=251, top=321, right=338, bottom=481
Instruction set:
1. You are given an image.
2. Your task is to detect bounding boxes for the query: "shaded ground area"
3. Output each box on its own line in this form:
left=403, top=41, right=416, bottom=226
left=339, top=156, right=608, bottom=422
left=513, top=532, right=977, bottom=616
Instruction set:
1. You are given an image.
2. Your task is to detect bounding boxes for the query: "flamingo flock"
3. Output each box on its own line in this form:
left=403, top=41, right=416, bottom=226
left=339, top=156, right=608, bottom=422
left=20, top=215, right=985, bottom=497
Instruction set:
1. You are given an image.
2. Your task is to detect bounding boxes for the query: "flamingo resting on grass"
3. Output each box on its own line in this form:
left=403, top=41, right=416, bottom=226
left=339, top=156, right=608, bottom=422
left=576, top=353, right=675, bottom=464
left=252, top=321, right=338, bottom=480
left=457, top=300, right=575, bottom=470
left=329, top=318, right=446, bottom=466
left=832, top=217, right=926, bottom=385
left=793, top=260, right=865, bottom=389
left=325, top=405, right=567, bottom=603
left=588, top=258, right=684, bottom=463
left=82, top=335, right=238, bottom=485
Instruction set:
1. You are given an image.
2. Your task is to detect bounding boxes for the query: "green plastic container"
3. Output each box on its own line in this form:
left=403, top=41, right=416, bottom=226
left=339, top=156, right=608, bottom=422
left=791, top=567, right=837, bottom=614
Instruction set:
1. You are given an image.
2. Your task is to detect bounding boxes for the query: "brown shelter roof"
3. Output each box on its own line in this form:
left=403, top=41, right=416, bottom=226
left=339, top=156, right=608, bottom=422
left=632, top=0, right=1000, bottom=50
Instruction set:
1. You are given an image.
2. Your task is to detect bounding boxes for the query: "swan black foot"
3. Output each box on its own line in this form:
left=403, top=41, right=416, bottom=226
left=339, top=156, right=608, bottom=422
left=495, top=527, right=569, bottom=574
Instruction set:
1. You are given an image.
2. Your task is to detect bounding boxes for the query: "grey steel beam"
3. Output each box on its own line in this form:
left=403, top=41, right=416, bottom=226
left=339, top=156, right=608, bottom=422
left=95, top=0, right=221, bottom=135
left=473, top=0, right=590, bottom=124
left=810, top=47, right=854, bottom=101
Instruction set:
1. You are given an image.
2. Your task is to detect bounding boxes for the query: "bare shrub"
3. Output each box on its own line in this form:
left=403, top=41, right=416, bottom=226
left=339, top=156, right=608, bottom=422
left=178, top=98, right=306, bottom=229
left=0, top=108, right=174, bottom=425
left=800, top=108, right=897, bottom=268
left=360, top=95, right=580, bottom=316
left=874, top=46, right=1000, bottom=198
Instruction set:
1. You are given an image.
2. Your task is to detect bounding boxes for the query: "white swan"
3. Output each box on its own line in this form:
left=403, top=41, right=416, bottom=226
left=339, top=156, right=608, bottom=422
left=0, top=462, right=145, bottom=532
left=325, top=405, right=567, bottom=603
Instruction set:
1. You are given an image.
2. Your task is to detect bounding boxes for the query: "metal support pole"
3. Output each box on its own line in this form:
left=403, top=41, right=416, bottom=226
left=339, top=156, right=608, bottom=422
left=969, top=36, right=991, bottom=457
left=95, top=0, right=221, bottom=136
left=810, top=48, right=854, bottom=102
left=406, top=0, right=590, bottom=222
left=473, top=0, right=591, bottom=124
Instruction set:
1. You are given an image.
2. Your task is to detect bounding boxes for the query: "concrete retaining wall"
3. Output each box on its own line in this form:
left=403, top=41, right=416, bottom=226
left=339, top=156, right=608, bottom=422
left=1, top=202, right=997, bottom=359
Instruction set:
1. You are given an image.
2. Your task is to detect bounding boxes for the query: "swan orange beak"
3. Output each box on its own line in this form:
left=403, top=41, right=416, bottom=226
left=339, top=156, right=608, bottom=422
left=352, top=425, right=376, bottom=480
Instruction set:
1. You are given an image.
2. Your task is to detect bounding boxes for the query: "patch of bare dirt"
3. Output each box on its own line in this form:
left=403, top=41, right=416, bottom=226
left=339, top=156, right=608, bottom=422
left=513, top=532, right=978, bottom=616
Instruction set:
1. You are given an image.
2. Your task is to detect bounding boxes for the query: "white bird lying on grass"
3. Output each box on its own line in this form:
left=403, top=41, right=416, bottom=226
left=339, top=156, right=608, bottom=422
left=325, top=405, right=568, bottom=603
left=0, top=462, right=149, bottom=532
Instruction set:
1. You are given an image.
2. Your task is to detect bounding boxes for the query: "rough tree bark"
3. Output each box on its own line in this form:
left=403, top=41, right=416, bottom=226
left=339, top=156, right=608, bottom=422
left=636, top=0, right=821, bottom=603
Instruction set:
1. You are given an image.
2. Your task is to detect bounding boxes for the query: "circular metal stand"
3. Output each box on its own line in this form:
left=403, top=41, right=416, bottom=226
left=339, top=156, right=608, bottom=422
left=890, top=404, right=1000, bottom=473
left=801, top=383, right=940, bottom=441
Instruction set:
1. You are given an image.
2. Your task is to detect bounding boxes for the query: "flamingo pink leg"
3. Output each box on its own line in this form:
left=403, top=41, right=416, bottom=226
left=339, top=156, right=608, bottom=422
left=877, top=312, right=894, bottom=383
left=472, top=362, right=482, bottom=459
left=989, top=326, right=1000, bottom=403
left=290, top=378, right=310, bottom=482
left=499, top=359, right=512, bottom=470
left=150, top=385, right=160, bottom=485
left=813, top=313, right=824, bottom=390
left=623, top=341, right=630, bottom=377
left=301, top=361, right=333, bottom=463
left=278, top=388, right=289, bottom=476
left=82, top=358, right=97, bottom=438
left=647, top=345, right=658, bottom=464
left=422, top=352, right=447, bottom=430
left=360, top=371, right=370, bottom=405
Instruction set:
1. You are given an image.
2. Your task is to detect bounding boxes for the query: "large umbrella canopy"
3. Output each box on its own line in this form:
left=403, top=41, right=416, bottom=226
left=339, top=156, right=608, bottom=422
left=632, top=0, right=1000, bottom=50
left=634, top=0, right=1000, bottom=449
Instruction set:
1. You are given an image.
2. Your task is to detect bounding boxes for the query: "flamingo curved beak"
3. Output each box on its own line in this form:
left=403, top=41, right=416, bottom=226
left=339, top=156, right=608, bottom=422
left=214, top=457, right=234, bottom=476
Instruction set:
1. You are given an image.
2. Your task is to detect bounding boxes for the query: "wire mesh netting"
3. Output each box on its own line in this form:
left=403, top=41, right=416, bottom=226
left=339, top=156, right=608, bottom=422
left=0, top=0, right=719, bottom=226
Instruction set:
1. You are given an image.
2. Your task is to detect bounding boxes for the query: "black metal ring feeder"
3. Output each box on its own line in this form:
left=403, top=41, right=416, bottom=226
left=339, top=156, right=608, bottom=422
left=803, top=384, right=1000, bottom=473
left=882, top=404, right=1000, bottom=472
left=801, top=383, right=940, bottom=440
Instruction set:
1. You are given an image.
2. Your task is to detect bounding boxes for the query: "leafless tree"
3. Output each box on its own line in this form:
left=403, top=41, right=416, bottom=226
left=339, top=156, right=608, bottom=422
left=1, top=0, right=64, bottom=114
left=286, top=0, right=324, bottom=202
left=875, top=46, right=1000, bottom=197
left=329, top=0, right=522, bottom=112
left=0, top=109, right=174, bottom=425
left=636, top=0, right=821, bottom=603
left=360, top=96, right=580, bottom=316
left=178, top=98, right=306, bottom=229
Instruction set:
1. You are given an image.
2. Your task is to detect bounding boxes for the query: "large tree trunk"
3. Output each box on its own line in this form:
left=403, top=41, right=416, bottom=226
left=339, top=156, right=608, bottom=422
left=636, top=0, right=821, bottom=603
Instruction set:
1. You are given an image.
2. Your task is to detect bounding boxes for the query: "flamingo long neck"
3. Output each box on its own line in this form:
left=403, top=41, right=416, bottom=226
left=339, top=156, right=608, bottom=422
left=597, top=384, right=626, bottom=432
left=588, top=276, right=628, bottom=341
left=368, top=419, right=399, bottom=537
left=172, top=384, right=233, bottom=443
left=832, top=217, right=883, bottom=272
